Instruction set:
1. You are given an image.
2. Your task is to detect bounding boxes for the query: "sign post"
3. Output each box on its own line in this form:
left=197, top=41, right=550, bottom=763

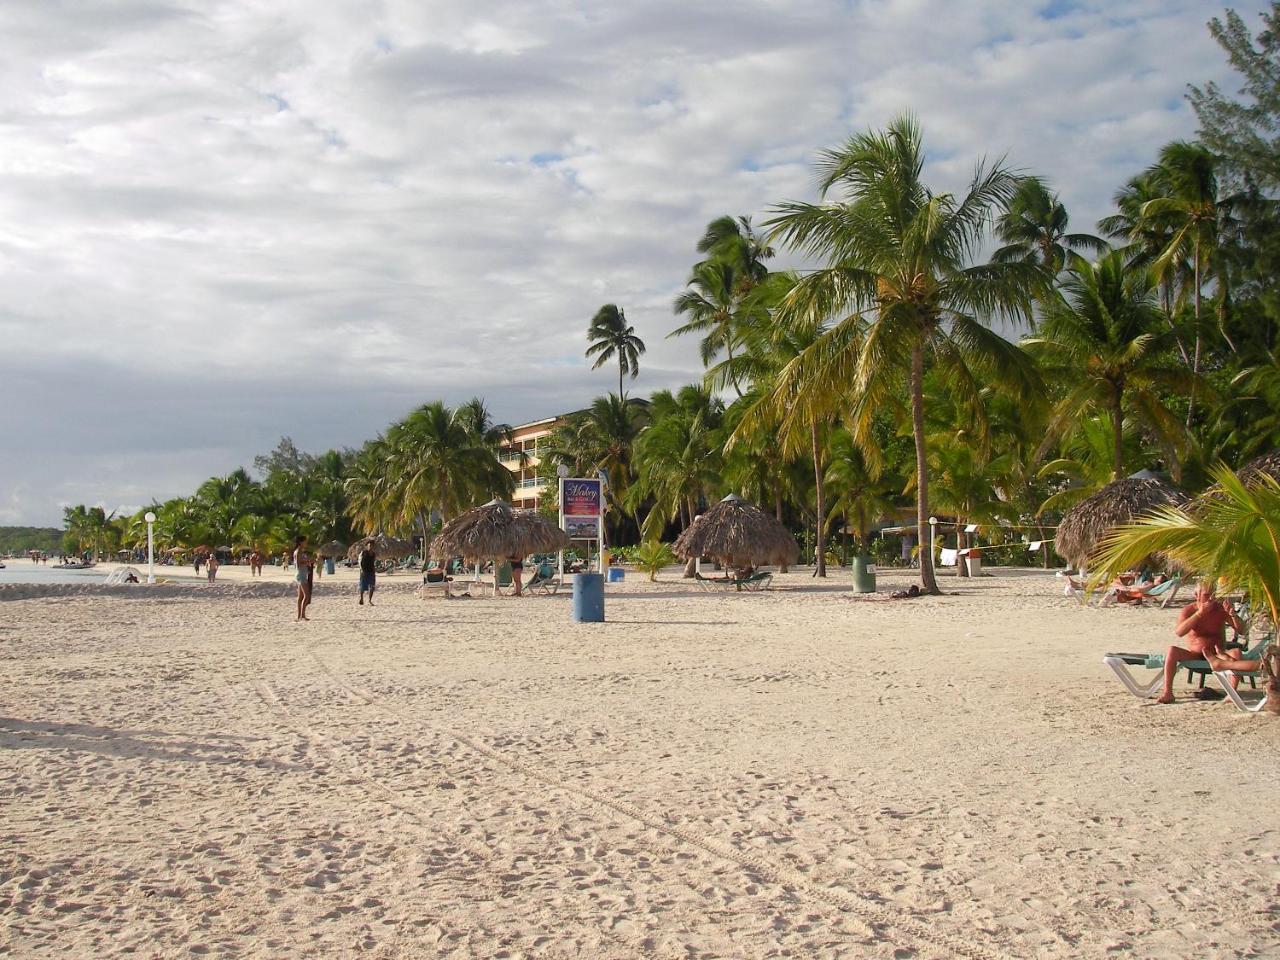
left=560, top=477, right=604, bottom=575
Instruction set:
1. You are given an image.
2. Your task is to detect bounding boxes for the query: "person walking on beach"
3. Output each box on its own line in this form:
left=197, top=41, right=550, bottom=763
left=293, top=535, right=314, bottom=621
left=206, top=553, right=219, bottom=583
left=358, top=542, right=377, bottom=606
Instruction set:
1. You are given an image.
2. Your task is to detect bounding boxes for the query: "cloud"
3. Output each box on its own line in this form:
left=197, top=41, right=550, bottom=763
left=0, top=0, right=1264, bottom=524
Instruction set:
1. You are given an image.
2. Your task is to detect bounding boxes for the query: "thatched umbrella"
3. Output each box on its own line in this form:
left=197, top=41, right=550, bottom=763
left=1056, top=474, right=1187, bottom=570
left=1237, top=449, right=1280, bottom=485
left=672, top=494, right=799, bottom=568
left=347, top=533, right=415, bottom=561
left=430, top=499, right=569, bottom=563
left=315, top=539, right=347, bottom=559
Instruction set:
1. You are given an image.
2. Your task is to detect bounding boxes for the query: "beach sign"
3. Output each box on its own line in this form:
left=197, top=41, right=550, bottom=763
left=560, top=477, right=605, bottom=573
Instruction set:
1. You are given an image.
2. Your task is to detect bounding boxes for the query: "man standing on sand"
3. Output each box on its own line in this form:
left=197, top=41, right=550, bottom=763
left=293, top=535, right=314, bottom=621
left=358, top=542, right=377, bottom=606
left=1157, top=581, right=1252, bottom=703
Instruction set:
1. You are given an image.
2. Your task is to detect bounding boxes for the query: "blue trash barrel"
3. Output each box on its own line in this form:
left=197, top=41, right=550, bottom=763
left=607, top=566, right=625, bottom=582
left=572, top=573, right=605, bottom=622
left=325, top=558, right=335, bottom=575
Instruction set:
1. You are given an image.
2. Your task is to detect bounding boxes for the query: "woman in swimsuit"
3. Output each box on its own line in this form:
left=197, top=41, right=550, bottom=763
left=293, top=535, right=314, bottom=621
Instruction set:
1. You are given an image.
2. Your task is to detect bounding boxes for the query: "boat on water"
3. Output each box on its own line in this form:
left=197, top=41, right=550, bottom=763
left=52, top=561, right=95, bottom=570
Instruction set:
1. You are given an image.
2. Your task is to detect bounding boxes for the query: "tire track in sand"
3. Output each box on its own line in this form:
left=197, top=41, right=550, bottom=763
left=244, top=668, right=670, bottom=960
left=305, top=644, right=1008, bottom=960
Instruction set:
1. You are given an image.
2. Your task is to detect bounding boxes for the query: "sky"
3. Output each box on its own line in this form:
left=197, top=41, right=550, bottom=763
left=0, top=0, right=1264, bottom=526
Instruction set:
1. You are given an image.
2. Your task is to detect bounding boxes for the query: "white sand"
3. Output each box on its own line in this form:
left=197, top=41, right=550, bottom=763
left=1, top=567, right=1277, bottom=958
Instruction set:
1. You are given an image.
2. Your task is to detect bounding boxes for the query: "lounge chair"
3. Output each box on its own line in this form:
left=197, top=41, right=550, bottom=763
left=523, top=561, right=561, bottom=596
left=695, top=570, right=773, bottom=592
left=1102, top=634, right=1273, bottom=709
left=1056, top=570, right=1091, bottom=605
left=1099, top=575, right=1183, bottom=608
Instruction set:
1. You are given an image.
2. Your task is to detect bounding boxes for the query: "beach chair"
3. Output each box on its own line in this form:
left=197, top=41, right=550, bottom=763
left=524, top=561, right=561, bottom=595
left=1056, top=570, right=1091, bottom=605
left=1102, top=634, right=1273, bottom=707
left=1099, top=575, right=1183, bottom=608
left=695, top=570, right=773, bottom=592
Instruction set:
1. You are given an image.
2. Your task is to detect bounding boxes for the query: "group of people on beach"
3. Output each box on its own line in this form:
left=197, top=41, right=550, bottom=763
left=290, top=535, right=378, bottom=621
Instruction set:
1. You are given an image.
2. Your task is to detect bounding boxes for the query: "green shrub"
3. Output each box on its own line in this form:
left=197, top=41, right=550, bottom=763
left=632, top=541, right=677, bottom=581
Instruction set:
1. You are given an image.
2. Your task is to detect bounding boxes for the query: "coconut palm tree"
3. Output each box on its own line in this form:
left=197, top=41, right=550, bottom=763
left=754, top=114, right=1042, bottom=593
left=629, top=385, right=725, bottom=539
left=824, top=428, right=899, bottom=561
left=1139, top=142, right=1244, bottom=416
left=383, top=402, right=514, bottom=546
left=1024, top=249, right=1196, bottom=481
left=994, top=178, right=1104, bottom=276
left=586, top=304, right=646, bottom=398
left=671, top=260, right=743, bottom=391
left=345, top=438, right=397, bottom=536
left=1036, top=415, right=1146, bottom=515
left=695, top=214, right=774, bottom=291
left=1099, top=172, right=1193, bottom=368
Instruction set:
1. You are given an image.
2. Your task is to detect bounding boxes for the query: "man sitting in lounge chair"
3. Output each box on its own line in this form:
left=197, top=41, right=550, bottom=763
left=1157, top=581, right=1256, bottom=703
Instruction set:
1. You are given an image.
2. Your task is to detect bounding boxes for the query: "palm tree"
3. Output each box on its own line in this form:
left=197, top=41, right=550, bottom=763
left=345, top=438, right=397, bottom=536
left=383, top=402, right=514, bottom=545
left=720, top=289, right=838, bottom=576
left=671, top=261, right=742, bottom=391
left=1024, top=250, right=1196, bottom=481
left=1036, top=415, right=1146, bottom=515
left=994, top=178, right=1104, bottom=276
left=755, top=114, right=1042, bottom=593
left=1139, top=142, right=1244, bottom=418
left=586, top=304, right=646, bottom=398
left=824, top=428, right=899, bottom=561
left=1099, top=172, right=1193, bottom=368
left=546, top=395, right=649, bottom=527
left=629, top=386, right=725, bottom=539
left=696, top=214, right=774, bottom=291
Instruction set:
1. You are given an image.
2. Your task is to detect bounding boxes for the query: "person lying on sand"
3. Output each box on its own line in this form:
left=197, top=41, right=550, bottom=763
left=1157, top=581, right=1254, bottom=703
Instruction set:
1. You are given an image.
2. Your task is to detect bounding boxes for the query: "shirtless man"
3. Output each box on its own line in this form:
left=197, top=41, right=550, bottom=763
left=1157, top=581, right=1252, bottom=703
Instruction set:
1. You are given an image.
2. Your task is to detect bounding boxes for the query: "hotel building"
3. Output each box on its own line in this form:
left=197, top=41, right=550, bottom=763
left=497, top=415, right=565, bottom=511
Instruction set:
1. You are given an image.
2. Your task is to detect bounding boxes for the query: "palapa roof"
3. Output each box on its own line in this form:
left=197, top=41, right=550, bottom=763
left=429, top=499, right=569, bottom=562
left=315, top=539, right=347, bottom=558
left=1055, top=474, right=1187, bottom=567
left=347, top=533, right=415, bottom=560
left=671, top=494, right=799, bottom=567
left=1237, top=449, right=1280, bottom=485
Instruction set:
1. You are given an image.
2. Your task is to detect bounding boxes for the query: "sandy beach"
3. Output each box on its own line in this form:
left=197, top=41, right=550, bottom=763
left=1, top=567, right=1277, bottom=958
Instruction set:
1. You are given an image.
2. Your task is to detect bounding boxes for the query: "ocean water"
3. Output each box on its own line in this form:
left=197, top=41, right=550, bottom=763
left=0, top=562, right=201, bottom=586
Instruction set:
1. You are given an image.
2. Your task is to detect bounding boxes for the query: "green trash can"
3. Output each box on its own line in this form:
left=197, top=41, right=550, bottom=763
left=851, top=556, right=876, bottom=593
left=496, top=562, right=513, bottom=590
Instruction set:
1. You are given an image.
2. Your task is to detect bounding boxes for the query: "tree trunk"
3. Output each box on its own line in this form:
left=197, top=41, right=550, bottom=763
left=1112, top=389, right=1125, bottom=481
left=683, top=494, right=698, bottom=578
left=956, top=525, right=968, bottom=578
left=911, top=344, right=940, bottom=594
left=1161, top=279, right=1190, bottom=368
left=775, top=490, right=788, bottom=572
left=811, top=420, right=826, bottom=578
left=726, top=338, right=743, bottom=398
left=1187, top=239, right=1202, bottom=427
